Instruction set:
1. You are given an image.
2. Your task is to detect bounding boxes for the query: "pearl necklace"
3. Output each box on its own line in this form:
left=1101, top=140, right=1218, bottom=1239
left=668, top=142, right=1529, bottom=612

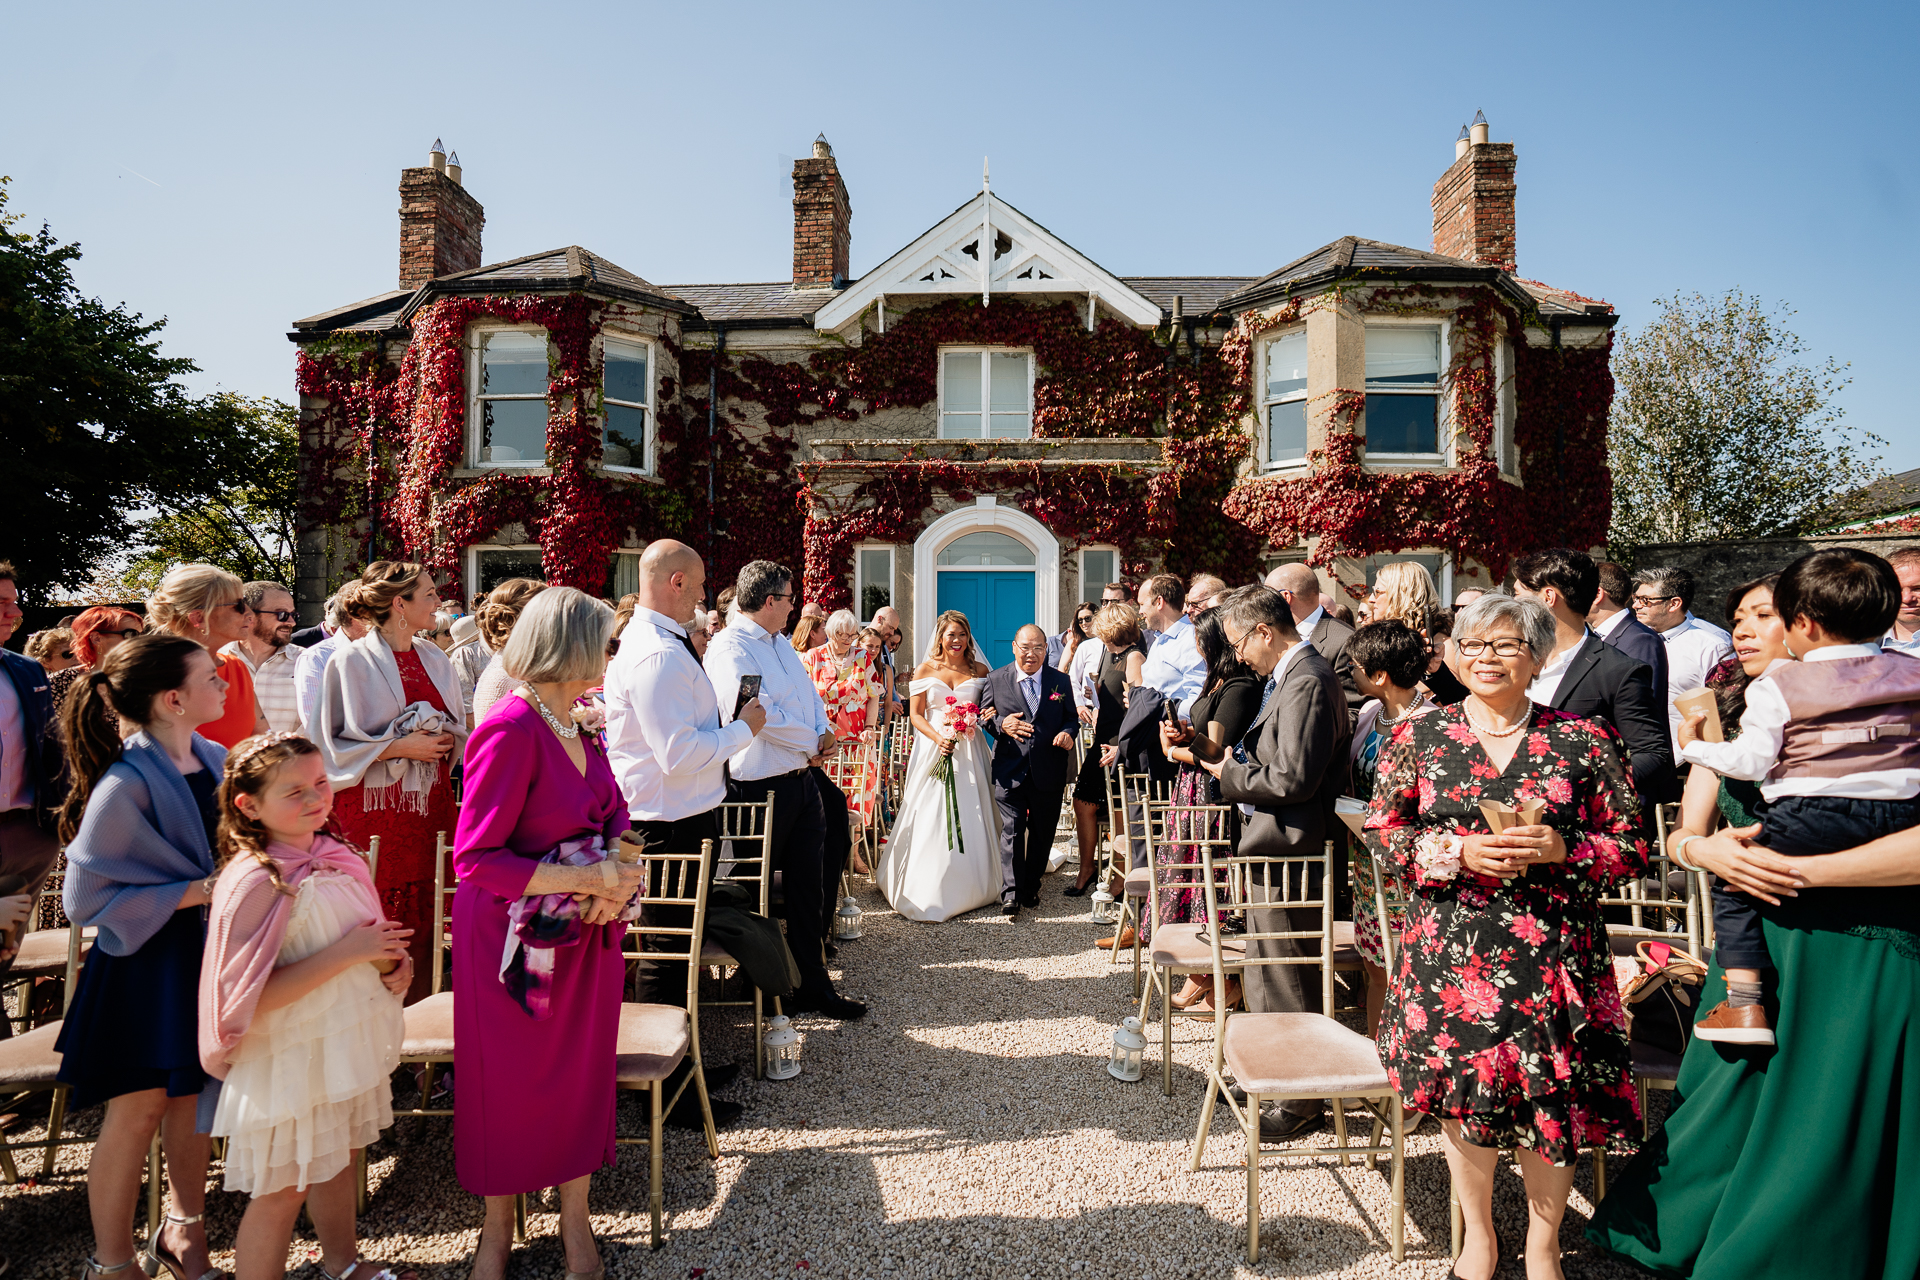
left=1462, top=701, right=1530, bottom=739
left=1377, top=692, right=1431, bottom=728
left=524, top=686, right=580, bottom=739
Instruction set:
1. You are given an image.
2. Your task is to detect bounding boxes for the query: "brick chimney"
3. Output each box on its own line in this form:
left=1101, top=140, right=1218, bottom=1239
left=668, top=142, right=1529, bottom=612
left=1431, top=112, right=1516, bottom=272
left=399, top=140, right=485, bottom=289
left=792, top=134, right=851, bottom=289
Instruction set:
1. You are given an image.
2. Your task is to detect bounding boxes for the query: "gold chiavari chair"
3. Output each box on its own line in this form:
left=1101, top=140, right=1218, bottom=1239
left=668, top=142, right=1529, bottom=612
left=1138, top=803, right=1240, bottom=1096
left=688, top=795, right=781, bottom=1078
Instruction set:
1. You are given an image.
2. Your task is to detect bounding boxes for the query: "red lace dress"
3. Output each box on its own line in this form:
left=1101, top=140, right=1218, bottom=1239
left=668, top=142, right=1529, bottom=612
left=330, top=647, right=456, bottom=1004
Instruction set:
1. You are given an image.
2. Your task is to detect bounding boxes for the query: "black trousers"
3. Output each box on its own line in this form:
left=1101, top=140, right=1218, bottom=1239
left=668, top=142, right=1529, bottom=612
left=627, top=809, right=719, bottom=1005
left=811, top=767, right=851, bottom=937
left=731, top=771, right=831, bottom=988
left=994, top=778, right=1065, bottom=905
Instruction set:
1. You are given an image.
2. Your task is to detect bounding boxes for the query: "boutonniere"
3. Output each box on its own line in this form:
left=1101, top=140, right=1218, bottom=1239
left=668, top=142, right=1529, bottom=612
left=1047, top=690, right=1066, bottom=702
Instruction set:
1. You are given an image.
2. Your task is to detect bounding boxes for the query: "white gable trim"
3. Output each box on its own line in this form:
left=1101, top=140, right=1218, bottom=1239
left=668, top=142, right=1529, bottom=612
left=816, top=193, right=1162, bottom=332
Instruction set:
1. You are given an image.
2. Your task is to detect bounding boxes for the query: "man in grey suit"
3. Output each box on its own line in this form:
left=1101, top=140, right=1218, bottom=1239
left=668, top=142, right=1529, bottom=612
left=1266, top=562, right=1362, bottom=712
left=1196, top=586, right=1351, bottom=1140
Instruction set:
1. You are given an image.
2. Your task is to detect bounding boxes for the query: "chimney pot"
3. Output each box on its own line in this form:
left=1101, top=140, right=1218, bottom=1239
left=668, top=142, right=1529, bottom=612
left=430, top=138, right=446, bottom=171
left=446, top=151, right=462, bottom=185
left=1455, top=124, right=1470, bottom=160
left=1469, top=111, right=1489, bottom=146
left=813, top=133, right=833, bottom=159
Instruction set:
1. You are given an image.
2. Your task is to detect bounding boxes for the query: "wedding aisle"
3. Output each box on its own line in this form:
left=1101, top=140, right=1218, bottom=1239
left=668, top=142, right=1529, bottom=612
left=2, top=830, right=1647, bottom=1280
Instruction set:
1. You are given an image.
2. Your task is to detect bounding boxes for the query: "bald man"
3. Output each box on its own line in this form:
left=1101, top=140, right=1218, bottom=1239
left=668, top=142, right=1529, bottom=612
left=981, top=624, right=1077, bottom=914
left=871, top=605, right=905, bottom=720
left=1266, top=563, right=1361, bottom=711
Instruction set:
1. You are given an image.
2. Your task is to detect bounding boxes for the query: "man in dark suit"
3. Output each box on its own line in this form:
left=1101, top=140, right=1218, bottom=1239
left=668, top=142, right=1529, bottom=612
left=1196, top=587, right=1350, bottom=1140
left=982, top=625, right=1077, bottom=917
left=1267, top=562, right=1362, bottom=712
left=1589, top=561, right=1670, bottom=713
left=1513, top=550, right=1676, bottom=804
left=0, top=563, right=68, bottom=1024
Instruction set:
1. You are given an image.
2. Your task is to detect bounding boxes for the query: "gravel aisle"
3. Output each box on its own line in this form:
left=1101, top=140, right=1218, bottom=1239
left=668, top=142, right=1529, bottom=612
left=3, top=835, right=1653, bottom=1279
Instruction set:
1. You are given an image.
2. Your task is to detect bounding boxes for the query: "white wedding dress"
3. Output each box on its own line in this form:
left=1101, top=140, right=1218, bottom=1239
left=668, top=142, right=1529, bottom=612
left=876, top=675, right=1001, bottom=922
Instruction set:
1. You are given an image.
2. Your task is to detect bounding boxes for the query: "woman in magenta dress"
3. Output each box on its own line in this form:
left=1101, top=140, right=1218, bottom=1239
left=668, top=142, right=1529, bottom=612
left=452, top=588, right=645, bottom=1280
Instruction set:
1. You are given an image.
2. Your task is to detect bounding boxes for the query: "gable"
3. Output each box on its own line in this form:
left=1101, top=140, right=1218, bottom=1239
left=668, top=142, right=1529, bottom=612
left=814, top=191, right=1163, bottom=332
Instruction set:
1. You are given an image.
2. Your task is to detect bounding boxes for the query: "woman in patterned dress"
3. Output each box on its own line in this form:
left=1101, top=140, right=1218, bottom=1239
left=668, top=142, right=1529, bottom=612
left=804, top=610, right=883, bottom=870
left=1364, top=595, right=1645, bottom=1280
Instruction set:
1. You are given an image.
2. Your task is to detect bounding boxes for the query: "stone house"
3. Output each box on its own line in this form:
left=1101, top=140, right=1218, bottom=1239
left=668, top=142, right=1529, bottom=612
left=290, top=118, right=1616, bottom=660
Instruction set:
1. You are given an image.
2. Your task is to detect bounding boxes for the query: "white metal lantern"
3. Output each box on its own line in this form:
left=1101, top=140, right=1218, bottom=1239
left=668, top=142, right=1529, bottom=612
left=832, top=895, right=864, bottom=940
left=763, top=1015, right=801, bottom=1080
left=1108, top=1016, right=1147, bottom=1082
left=1090, top=885, right=1119, bottom=925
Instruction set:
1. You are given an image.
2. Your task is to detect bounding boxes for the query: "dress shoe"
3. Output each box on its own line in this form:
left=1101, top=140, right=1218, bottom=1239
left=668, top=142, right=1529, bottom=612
left=1062, top=875, right=1096, bottom=898
left=790, top=982, right=868, bottom=1020
left=1186, top=977, right=1241, bottom=1019
left=1257, top=1106, right=1325, bottom=1142
left=1095, top=926, right=1136, bottom=950
left=1171, top=975, right=1211, bottom=1009
left=1695, top=1000, right=1775, bottom=1045
left=1020, top=893, right=1040, bottom=908
left=1002, top=902, right=1021, bottom=917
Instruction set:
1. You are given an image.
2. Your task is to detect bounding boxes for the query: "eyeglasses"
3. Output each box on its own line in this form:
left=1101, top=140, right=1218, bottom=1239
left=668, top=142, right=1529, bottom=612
left=1227, top=626, right=1261, bottom=657
left=261, top=610, right=295, bottom=622
left=98, top=627, right=143, bottom=640
left=1455, top=638, right=1530, bottom=658
left=223, top=601, right=252, bottom=614
left=1013, top=643, right=1047, bottom=654
left=1629, top=594, right=1678, bottom=609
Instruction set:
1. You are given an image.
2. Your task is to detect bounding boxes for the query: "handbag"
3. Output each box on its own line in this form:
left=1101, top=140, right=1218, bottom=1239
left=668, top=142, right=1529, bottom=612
left=1621, top=938, right=1708, bottom=1055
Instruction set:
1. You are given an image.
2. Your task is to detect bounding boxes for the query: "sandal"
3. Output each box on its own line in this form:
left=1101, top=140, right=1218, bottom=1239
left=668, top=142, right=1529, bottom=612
left=86, top=1257, right=139, bottom=1280
left=142, top=1213, right=223, bottom=1280
left=321, top=1256, right=418, bottom=1280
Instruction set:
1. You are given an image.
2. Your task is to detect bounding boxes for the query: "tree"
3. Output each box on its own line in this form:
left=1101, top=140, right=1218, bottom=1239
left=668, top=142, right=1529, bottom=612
left=0, top=176, right=230, bottom=599
left=1608, top=290, right=1882, bottom=555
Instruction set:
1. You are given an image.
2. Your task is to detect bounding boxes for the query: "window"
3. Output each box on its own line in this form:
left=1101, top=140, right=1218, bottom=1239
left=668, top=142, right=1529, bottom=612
left=1361, top=552, right=1451, bottom=599
left=608, top=551, right=641, bottom=600
left=602, top=337, right=651, bottom=473
left=474, top=331, right=550, bottom=465
left=940, top=349, right=1032, bottom=439
left=470, top=546, right=545, bottom=595
left=1263, top=330, right=1308, bottom=466
left=856, top=546, right=894, bottom=621
left=1494, top=338, right=1517, bottom=475
left=1079, top=547, right=1117, bottom=604
left=1364, top=325, right=1443, bottom=457
left=937, top=531, right=1035, bottom=565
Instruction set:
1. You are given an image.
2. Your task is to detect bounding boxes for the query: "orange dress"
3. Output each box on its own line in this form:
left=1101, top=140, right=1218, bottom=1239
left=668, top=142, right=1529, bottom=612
left=804, top=644, right=881, bottom=822
left=200, top=652, right=260, bottom=749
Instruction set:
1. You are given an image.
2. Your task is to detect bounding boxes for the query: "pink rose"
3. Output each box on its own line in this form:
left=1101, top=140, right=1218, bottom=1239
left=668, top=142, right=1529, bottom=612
left=1509, top=913, right=1548, bottom=946
left=1459, top=977, right=1501, bottom=1020
left=1545, top=776, right=1572, bottom=804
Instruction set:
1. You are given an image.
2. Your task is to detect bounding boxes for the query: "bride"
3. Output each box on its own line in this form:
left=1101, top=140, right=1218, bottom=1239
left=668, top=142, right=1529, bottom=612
left=876, top=610, right=1001, bottom=922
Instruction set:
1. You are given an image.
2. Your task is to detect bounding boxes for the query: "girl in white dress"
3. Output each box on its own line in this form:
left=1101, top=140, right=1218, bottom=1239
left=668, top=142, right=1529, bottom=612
left=875, top=611, right=1001, bottom=922
left=199, top=734, right=412, bottom=1280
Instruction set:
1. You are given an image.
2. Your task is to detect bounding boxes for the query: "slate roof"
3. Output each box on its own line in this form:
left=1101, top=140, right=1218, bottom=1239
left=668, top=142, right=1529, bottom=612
left=662, top=282, right=840, bottom=328
left=289, top=289, right=412, bottom=336
left=1835, top=467, right=1920, bottom=523
left=1120, top=277, right=1259, bottom=320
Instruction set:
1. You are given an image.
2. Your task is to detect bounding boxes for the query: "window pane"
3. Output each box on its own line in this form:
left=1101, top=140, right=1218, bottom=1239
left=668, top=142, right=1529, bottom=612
left=988, top=412, right=1032, bottom=439
left=937, top=531, right=1035, bottom=566
left=990, top=353, right=1028, bottom=410
left=1267, top=400, right=1307, bottom=464
left=604, top=405, right=645, bottom=468
left=943, top=353, right=981, bottom=411
left=481, top=398, right=547, bottom=463
left=475, top=548, right=545, bottom=594
left=483, top=331, right=549, bottom=396
left=604, top=340, right=648, bottom=405
left=858, top=549, right=891, bottom=618
left=1365, top=393, right=1439, bottom=454
left=609, top=553, right=640, bottom=600
left=1266, top=330, right=1307, bottom=399
left=1365, top=327, right=1440, bottom=387
left=1081, top=549, right=1115, bottom=603
left=1363, top=552, right=1445, bottom=589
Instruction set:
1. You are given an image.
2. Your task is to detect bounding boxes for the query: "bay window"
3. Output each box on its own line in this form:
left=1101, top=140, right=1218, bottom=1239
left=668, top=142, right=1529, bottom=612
left=1364, top=325, right=1443, bottom=457
left=1263, top=330, right=1308, bottom=466
left=473, top=330, right=550, bottom=466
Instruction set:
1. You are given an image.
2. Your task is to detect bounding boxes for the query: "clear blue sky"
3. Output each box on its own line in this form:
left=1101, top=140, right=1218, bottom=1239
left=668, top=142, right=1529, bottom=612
left=6, top=0, right=1915, bottom=473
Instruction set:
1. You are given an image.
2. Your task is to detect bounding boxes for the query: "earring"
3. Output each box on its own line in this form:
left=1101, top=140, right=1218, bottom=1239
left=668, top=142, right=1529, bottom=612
left=175, top=707, right=186, bottom=717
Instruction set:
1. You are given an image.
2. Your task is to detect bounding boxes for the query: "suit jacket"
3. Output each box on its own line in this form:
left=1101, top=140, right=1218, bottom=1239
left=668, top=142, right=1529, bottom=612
left=1307, top=614, right=1365, bottom=713
left=982, top=662, right=1076, bottom=793
left=1597, top=611, right=1669, bottom=717
left=1549, top=633, right=1677, bottom=804
left=1217, top=645, right=1351, bottom=860
left=0, top=648, right=65, bottom=834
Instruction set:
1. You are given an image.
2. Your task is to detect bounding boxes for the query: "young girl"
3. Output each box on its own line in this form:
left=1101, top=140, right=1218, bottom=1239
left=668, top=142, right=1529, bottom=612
left=199, top=733, right=412, bottom=1280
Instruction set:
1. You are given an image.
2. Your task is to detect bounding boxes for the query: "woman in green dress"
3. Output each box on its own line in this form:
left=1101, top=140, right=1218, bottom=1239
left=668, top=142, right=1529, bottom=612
left=1588, top=576, right=1920, bottom=1278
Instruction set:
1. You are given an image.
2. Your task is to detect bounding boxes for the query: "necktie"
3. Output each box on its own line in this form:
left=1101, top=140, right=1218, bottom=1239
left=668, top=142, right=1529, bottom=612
left=676, top=631, right=700, bottom=664
left=1234, top=676, right=1278, bottom=764
left=1022, top=674, right=1040, bottom=717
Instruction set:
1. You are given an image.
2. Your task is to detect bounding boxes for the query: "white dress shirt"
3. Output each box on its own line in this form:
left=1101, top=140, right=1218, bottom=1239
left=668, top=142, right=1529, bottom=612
left=1526, top=632, right=1585, bottom=707
left=604, top=607, right=752, bottom=821
left=1295, top=605, right=1326, bottom=647
left=1658, top=613, right=1735, bottom=750
left=1883, top=628, right=1920, bottom=659
left=1591, top=608, right=1631, bottom=642
left=222, top=641, right=306, bottom=734
left=293, top=632, right=350, bottom=733
left=1678, top=644, right=1920, bottom=801
left=1069, top=636, right=1105, bottom=710
left=1139, top=615, right=1206, bottom=719
left=0, top=665, right=29, bottom=813
left=450, top=637, right=493, bottom=716
left=703, top=616, right=831, bottom=782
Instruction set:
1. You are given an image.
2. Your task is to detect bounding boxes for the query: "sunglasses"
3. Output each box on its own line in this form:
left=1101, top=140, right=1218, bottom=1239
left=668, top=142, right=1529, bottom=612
left=259, top=609, right=296, bottom=622
left=98, top=627, right=144, bottom=640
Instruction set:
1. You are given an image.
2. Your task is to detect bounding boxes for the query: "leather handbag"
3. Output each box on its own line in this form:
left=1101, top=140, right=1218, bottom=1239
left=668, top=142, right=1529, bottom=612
left=1622, top=939, right=1708, bottom=1055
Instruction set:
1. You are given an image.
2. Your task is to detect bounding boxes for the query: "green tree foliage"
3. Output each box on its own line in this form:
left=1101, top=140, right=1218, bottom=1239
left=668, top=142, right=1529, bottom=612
left=1609, top=290, right=1882, bottom=555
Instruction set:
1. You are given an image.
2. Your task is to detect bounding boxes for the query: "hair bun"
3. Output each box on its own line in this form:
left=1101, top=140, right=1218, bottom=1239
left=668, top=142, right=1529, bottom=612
left=88, top=671, right=112, bottom=688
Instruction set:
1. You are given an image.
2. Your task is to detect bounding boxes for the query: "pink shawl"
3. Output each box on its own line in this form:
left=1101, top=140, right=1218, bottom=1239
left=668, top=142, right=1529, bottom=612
left=198, top=833, right=382, bottom=1079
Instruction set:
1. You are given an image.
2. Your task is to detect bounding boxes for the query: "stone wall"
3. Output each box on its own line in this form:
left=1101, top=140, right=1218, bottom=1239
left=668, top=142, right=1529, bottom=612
left=1634, top=533, right=1920, bottom=630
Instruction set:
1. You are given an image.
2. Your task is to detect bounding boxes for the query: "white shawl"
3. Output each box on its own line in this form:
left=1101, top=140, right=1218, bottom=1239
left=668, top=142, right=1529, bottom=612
left=314, top=628, right=468, bottom=809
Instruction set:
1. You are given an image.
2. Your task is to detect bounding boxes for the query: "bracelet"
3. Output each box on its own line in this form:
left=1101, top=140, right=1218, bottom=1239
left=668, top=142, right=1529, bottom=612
left=1671, top=834, right=1705, bottom=871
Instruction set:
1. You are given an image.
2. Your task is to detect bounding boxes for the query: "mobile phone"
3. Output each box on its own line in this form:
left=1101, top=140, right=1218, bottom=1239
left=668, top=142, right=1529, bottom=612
left=1162, top=699, right=1180, bottom=725
left=733, top=674, right=762, bottom=718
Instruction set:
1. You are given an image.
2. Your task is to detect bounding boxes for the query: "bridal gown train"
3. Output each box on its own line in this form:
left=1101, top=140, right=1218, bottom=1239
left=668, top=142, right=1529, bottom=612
left=876, top=675, right=1002, bottom=922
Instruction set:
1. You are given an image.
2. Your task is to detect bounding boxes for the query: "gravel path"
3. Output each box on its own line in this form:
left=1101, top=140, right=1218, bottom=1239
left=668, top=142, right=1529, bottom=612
left=3, top=835, right=1658, bottom=1279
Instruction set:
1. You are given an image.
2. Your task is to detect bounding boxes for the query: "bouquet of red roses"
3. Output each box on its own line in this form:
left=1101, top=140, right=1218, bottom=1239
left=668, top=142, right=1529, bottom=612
left=934, top=696, right=982, bottom=853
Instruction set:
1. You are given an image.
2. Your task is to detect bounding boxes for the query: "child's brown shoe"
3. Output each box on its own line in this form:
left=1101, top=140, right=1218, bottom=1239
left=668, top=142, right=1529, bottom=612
left=1695, top=1000, right=1775, bottom=1046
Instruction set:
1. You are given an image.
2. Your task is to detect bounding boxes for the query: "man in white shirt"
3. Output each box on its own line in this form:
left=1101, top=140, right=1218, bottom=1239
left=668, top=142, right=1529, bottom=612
left=1136, top=574, right=1206, bottom=719
left=446, top=613, right=491, bottom=723
left=1884, top=548, right=1920, bottom=658
left=704, top=560, right=865, bottom=1019
left=223, top=581, right=305, bottom=733
left=1632, top=566, right=1734, bottom=753
left=292, top=588, right=368, bottom=733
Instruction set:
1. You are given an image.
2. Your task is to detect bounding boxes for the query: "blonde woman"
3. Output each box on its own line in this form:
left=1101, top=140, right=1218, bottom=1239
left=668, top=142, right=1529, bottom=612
left=149, top=563, right=269, bottom=748
left=1367, top=560, right=1466, bottom=705
left=470, top=578, right=548, bottom=725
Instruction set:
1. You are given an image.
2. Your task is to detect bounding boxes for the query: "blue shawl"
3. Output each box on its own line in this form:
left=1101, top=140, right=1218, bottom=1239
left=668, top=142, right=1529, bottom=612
left=63, top=731, right=228, bottom=956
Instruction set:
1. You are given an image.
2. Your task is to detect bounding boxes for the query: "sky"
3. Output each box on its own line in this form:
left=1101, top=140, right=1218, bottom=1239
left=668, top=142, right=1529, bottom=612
left=5, top=0, right=1916, bottom=474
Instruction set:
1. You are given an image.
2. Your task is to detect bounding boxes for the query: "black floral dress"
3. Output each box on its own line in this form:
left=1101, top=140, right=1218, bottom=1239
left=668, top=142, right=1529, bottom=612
left=1365, top=704, right=1646, bottom=1165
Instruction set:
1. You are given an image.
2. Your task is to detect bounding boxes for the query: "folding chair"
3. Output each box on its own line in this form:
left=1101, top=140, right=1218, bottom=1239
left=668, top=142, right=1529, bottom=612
left=694, top=795, right=782, bottom=1079
left=1601, top=802, right=1702, bottom=954
left=392, top=831, right=456, bottom=1125
left=0, top=919, right=92, bottom=1185
left=3, top=872, right=93, bottom=1033
left=821, top=741, right=879, bottom=875
left=1138, top=803, right=1240, bottom=1096
left=1189, top=838, right=1405, bottom=1265
left=614, top=841, right=721, bottom=1248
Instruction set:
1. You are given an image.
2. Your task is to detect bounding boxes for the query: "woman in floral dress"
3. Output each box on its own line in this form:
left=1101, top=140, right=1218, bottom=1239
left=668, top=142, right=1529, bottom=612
left=804, top=610, right=883, bottom=866
left=1364, top=595, right=1644, bottom=1280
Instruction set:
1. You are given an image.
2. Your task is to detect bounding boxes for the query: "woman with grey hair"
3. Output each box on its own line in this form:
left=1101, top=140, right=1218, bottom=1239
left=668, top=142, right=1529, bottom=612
left=804, top=606, right=884, bottom=867
left=1363, top=594, right=1646, bottom=1280
left=452, top=587, right=647, bottom=1280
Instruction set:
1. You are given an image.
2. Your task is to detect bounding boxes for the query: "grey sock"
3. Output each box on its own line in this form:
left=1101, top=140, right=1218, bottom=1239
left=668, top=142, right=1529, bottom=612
left=1727, top=980, right=1764, bottom=1008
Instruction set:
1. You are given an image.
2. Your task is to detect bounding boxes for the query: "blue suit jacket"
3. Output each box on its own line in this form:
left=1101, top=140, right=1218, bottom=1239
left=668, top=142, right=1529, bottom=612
left=983, top=662, right=1076, bottom=793
left=1, top=647, right=64, bottom=833
left=1598, top=612, right=1670, bottom=731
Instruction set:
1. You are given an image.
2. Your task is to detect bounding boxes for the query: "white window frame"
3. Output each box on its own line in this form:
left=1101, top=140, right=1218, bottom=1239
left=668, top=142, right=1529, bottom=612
left=1362, top=316, right=1450, bottom=465
left=1258, top=326, right=1311, bottom=472
left=937, top=346, right=1035, bottom=440
left=1078, top=545, right=1119, bottom=604
left=468, top=325, right=552, bottom=468
left=466, top=544, right=546, bottom=597
left=854, top=544, right=895, bottom=622
left=599, top=332, right=656, bottom=477
left=1360, top=550, right=1453, bottom=602
left=609, top=549, right=643, bottom=599
left=1494, top=336, right=1517, bottom=477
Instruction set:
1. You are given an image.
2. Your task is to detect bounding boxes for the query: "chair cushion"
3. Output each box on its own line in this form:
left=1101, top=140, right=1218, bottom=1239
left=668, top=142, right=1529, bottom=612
left=8, top=928, right=89, bottom=977
left=1330, top=919, right=1361, bottom=968
left=400, top=991, right=455, bottom=1059
left=615, top=1002, right=690, bottom=1085
left=1124, top=866, right=1152, bottom=899
left=1224, top=1012, right=1389, bottom=1097
left=0, top=1019, right=66, bottom=1088
left=1149, top=922, right=1245, bottom=970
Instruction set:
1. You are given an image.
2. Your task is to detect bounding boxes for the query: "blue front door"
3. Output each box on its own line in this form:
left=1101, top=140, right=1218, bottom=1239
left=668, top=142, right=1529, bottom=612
left=935, top=571, right=1035, bottom=668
